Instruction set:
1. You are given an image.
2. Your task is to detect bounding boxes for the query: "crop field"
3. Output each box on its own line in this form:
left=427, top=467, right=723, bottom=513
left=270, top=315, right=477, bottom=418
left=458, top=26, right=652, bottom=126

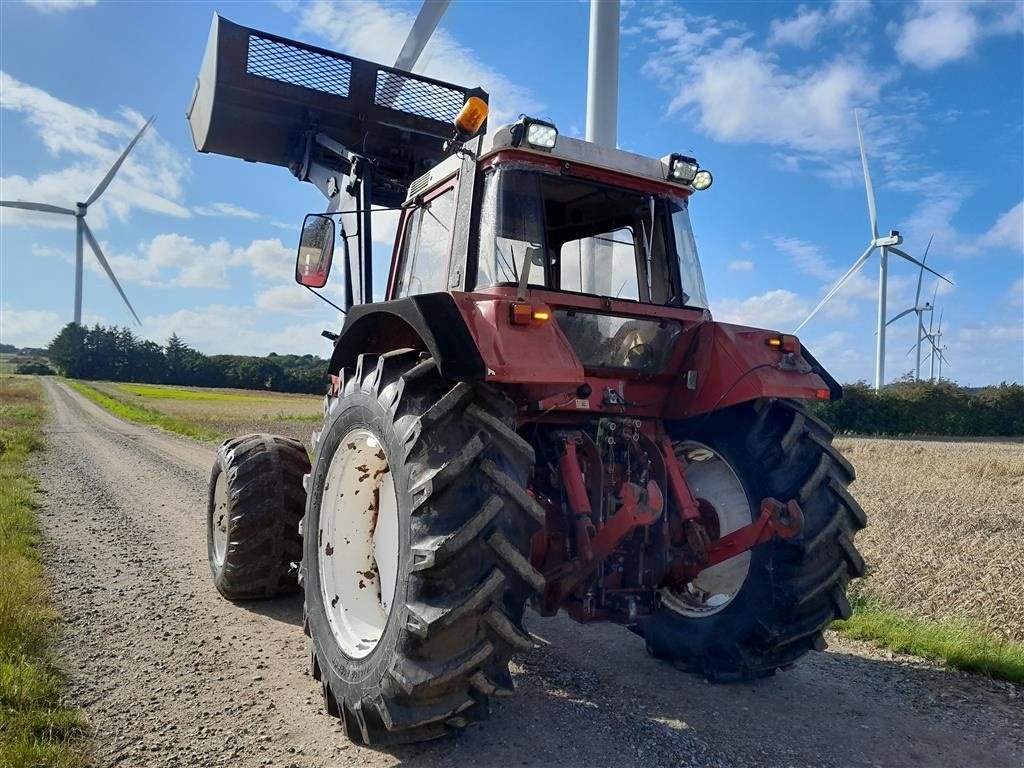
left=71, top=380, right=1024, bottom=646
left=836, top=436, right=1024, bottom=642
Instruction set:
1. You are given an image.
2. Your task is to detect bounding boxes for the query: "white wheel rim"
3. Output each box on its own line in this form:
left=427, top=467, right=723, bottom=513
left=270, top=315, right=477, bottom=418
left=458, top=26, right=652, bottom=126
left=660, top=441, right=752, bottom=619
left=318, top=428, right=400, bottom=659
left=212, top=471, right=229, bottom=567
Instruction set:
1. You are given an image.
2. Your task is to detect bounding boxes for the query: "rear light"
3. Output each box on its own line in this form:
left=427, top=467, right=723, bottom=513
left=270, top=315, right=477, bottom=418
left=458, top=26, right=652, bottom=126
left=766, top=334, right=799, bottom=354
left=510, top=302, right=550, bottom=326
left=815, top=388, right=831, bottom=400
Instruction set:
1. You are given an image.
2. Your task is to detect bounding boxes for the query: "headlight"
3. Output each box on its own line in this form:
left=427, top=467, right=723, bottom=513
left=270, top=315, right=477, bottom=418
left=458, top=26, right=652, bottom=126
left=668, top=154, right=698, bottom=184
left=512, top=117, right=558, bottom=150
left=526, top=122, right=557, bottom=148
left=692, top=170, right=713, bottom=190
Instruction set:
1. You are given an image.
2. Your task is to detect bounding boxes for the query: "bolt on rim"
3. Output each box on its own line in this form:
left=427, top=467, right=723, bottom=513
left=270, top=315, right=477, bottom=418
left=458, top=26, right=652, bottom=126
left=318, top=428, right=400, bottom=659
left=659, top=441, right=752, bottom=618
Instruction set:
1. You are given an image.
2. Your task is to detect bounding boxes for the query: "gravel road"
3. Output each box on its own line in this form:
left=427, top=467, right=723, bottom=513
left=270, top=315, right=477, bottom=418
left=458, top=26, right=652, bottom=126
left=36, top=379, right=1023, bottom=768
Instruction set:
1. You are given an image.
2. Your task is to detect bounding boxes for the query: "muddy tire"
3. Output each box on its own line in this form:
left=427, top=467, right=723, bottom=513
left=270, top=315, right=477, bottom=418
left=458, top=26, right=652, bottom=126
left=302, top=350, right=543, bottom=745
left=207, top=434, right=310, bottom=600
left=641, top=398, right=866, bottom=680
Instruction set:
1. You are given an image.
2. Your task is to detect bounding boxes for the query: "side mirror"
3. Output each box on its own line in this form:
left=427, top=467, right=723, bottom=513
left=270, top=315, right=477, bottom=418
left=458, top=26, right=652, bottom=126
left=295, top=213, right=335, bottom=288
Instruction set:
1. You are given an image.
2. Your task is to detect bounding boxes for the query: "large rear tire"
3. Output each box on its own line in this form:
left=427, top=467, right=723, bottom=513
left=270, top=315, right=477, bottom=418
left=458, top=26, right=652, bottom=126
left=207, top=434, right=309, bottom=600
left=302, top=350, right=544, bottom=745
left=641, top=398, right=866, bottom=680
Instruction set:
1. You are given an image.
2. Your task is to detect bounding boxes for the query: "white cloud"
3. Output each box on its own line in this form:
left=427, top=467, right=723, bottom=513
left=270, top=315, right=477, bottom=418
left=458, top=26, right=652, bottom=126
left=290, top=0, right=541, bottom=124
left=713, top=289, right=809, bottom=329
left=139, top=305, right=342, bottom=357
left=768, top=1, right=870, bottom=49
left=976, top=201, right=1024, bottom=254
left=22, top=0, right=95, bottom=12
left=40, top=234, right=297, bottom=289
left=640, top=12, right=887, bottom=154
left=895, top=1, right=1024, bottom=70
left=194, top=202, right=261, bottom=220
left=726, top=259, right=754, bottom=272
left=0, top=72, right=190, bottom=229
left=0, top=304, right=106, bottom=348
left=895, top=3, right=979, bottom=70
left=254, top=284, right=322, bottom=314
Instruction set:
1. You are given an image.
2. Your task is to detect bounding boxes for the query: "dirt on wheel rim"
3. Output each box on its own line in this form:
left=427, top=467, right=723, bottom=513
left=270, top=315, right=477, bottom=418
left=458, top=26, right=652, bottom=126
left=32, top=379, right=1024, bottom=768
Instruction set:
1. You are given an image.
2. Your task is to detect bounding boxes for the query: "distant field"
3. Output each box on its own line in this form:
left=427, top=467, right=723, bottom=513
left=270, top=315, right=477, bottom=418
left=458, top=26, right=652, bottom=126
left=88, top=381, right=322, bottom=444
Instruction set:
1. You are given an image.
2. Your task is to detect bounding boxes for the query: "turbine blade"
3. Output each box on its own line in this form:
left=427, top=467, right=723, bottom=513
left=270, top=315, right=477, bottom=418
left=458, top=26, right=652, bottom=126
left=886, top=307, right=914, bottom=326
left=0, top=200, right=76, bottom=215
left=890, top=246, right=952, bottom=284
left=82, top=220, right=141, bottom=325
left=915, top=234, right=933, bottom=305
left=795, top=244, right=876, bottom=332
left=937, top=309, right=943, bottom=332
left=855, top=111, right=878, bottom=240
left=394, top=0, right=451, bottom=71
left=84, top=116, right=155, bottom=207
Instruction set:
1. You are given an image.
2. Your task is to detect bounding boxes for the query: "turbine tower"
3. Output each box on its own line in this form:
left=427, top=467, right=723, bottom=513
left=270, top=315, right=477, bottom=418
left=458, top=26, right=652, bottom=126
left=796, top=111, right=951, bottom=391
left=0, top=117, right=153, bottom=326
left=888, top=235, right=935, bottom=380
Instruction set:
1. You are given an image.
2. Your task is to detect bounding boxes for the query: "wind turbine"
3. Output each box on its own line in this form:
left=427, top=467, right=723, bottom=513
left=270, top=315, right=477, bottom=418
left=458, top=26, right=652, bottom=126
left=0, top=117, right=153, bottom=326
left=795, top=111, right=951, bottom=391
left=888, top=235, right=935, bottom=380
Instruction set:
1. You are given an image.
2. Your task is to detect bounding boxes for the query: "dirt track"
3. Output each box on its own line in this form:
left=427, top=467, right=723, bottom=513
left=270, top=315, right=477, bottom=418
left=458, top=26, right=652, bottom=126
left=36, top=379, right=1024, bottom=768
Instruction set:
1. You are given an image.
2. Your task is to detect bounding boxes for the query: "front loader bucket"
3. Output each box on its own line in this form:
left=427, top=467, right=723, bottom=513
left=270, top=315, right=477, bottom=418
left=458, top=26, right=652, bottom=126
left=186, top=14, right=487, bottom=205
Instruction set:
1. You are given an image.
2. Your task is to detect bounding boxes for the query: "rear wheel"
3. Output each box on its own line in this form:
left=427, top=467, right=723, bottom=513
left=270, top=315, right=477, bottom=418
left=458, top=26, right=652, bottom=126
left=641, top=398, right=866, bottom=680
left=302, top=351, right=544, bottom=744
left=207, top=434, right=309, bottom=600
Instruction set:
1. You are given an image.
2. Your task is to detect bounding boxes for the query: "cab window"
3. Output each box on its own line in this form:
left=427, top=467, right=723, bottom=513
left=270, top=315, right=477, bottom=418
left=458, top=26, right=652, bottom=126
left=394, top=187, right=456, bottom=298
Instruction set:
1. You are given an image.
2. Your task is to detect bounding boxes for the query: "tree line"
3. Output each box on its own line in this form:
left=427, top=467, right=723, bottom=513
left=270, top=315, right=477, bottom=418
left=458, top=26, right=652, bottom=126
left=44, top=323, right=328, bottom=394
left=807, top=379, right=1024, bottom=437
left=24, top=322, right=1024, bottom=436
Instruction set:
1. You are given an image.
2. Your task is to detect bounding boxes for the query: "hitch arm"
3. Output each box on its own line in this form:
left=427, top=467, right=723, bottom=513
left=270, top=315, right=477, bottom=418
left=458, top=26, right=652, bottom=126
left=664, top=498, right=803, bottom=586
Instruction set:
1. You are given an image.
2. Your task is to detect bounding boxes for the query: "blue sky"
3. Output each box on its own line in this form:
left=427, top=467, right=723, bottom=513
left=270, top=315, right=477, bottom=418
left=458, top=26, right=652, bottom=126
left=1, top=0, right=1022, bottom=385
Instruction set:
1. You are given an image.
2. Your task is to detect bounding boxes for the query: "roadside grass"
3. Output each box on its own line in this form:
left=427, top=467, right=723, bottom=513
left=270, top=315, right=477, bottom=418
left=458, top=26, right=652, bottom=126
left=0, top=375, right=86, bottom=767
left=834, top=595, right=1024, bottom=684
left=67, top=380, right=219, bottom=442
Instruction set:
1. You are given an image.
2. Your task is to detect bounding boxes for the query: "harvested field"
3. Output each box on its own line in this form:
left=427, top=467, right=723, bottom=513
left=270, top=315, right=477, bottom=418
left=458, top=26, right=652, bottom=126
left=88, top=381, right=321, bottom=444
left=837, top=437, right=1024, bottom=642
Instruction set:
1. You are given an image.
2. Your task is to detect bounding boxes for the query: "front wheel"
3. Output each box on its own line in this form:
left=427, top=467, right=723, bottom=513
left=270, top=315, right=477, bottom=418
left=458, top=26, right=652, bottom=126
left=641, top=398, right=867, bottom=680
left=302, top=351, right=545, bottom=744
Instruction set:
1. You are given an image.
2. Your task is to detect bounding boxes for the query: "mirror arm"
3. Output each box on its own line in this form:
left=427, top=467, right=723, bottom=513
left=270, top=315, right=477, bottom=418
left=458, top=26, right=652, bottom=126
left=305, top=285, right=347, bottom=315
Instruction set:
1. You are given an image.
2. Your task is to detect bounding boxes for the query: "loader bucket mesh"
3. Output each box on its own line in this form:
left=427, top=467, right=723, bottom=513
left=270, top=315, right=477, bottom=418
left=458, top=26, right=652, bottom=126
left=187, top=14, right=488, bottom=206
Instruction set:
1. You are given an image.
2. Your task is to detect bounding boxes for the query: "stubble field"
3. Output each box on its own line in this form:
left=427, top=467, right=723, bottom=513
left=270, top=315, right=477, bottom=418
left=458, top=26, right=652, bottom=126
left=81, top=380, right=1024, bottom=642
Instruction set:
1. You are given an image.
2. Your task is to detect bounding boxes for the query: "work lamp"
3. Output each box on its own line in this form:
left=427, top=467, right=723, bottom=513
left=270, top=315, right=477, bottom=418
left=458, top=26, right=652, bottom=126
left=667, top=154, right=699, bottom=184
left=511, top=117, right=558, bottom=150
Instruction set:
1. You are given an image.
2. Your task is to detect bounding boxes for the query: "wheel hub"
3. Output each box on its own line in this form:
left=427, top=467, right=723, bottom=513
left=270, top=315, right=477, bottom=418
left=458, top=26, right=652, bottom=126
left=660, top=441, right=752, bottom=618
left=318, top=428, right=400, bottom=659
left=212, top=471, right=229, bottom=567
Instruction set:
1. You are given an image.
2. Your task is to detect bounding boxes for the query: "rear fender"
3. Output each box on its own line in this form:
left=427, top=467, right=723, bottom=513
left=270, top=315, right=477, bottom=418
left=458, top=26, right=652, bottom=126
left=668, top=321, right=841, bottom=419
left=328, top=293, right=486, bottom=382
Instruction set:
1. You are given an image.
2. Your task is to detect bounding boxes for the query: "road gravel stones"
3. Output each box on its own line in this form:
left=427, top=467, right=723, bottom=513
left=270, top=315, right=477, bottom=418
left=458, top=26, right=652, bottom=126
left=32, top=380, right=1024, bottom=768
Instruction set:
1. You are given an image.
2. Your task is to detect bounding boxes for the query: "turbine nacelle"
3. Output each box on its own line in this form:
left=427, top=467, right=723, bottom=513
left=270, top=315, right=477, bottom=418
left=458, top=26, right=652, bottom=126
left=873, top=230, right=902, bottom=248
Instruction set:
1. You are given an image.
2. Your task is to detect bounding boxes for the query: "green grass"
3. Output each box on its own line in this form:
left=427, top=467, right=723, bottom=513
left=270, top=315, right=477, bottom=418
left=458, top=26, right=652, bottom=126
left=116, top=382, right=289, bottom=404
left=0, top=376, right=87, bottom=767
left=834, top=596, right=1024, bottom=683
left=66, top=380, right=219, bottom=441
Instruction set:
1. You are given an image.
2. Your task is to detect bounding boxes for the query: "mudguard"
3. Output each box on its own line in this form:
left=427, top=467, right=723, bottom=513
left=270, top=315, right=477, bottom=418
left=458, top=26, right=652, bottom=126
left=667, top=321, right=842, bottom=420
left=328, top=293, right=486, bottom=382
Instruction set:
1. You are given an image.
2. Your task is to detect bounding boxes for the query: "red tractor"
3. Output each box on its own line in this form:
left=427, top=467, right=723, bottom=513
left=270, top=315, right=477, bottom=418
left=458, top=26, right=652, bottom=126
left=192, top=16, right=865, bottom=745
